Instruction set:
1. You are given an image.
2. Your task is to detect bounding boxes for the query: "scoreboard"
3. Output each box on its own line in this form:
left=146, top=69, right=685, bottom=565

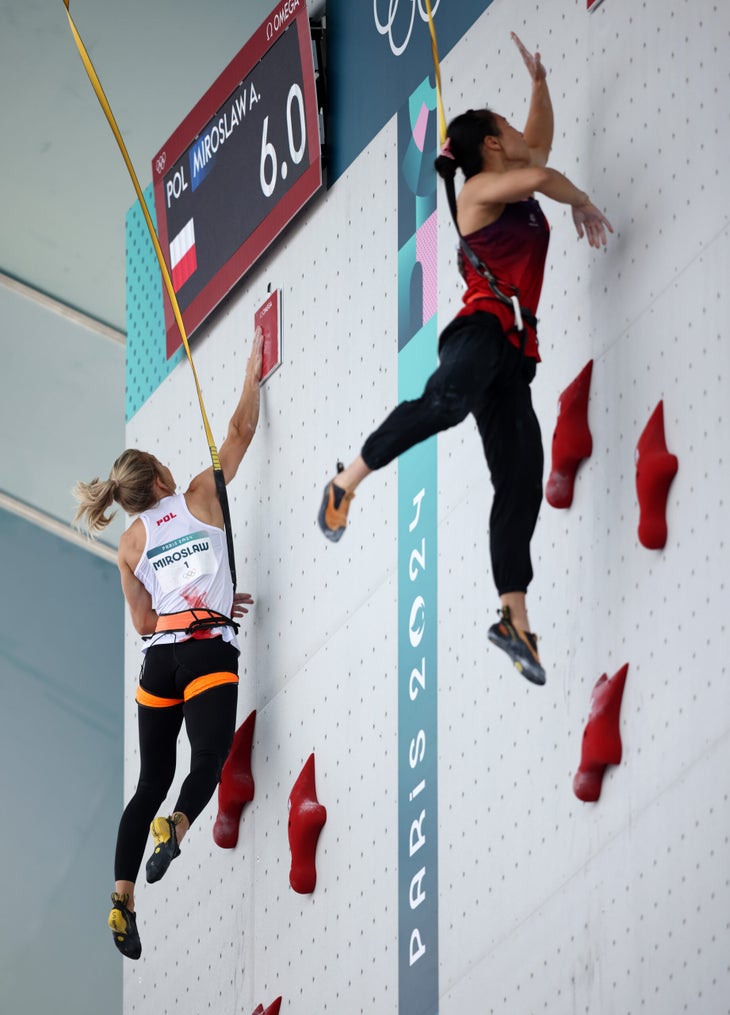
left=152, top=0, right=322, bottom=357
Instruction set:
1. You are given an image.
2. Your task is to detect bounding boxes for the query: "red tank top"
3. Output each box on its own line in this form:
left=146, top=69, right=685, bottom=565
left=457, top=197, right=550, bottom=360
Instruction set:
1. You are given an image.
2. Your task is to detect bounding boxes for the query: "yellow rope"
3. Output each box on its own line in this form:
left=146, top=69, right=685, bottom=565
left=423, top=0, right=447, bottom=145
left=61, top=1, right=221, bottom=471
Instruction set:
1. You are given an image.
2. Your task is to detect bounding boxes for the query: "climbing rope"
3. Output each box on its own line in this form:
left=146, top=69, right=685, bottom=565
left=61, top=1, right=237, bottom=589
left=424, top=0, right=447, bottom=145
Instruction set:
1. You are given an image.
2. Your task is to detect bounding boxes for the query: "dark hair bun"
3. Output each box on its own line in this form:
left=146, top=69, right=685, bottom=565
left=434, top=153, right=458, bottom=180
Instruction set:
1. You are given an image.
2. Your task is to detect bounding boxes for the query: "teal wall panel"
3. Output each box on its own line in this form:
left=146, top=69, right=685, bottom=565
left=125, top=185, right=185, bottom=421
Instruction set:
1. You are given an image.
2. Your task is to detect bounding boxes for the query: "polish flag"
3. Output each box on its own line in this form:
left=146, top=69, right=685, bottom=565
left=169, top=219, right=197, bottom=291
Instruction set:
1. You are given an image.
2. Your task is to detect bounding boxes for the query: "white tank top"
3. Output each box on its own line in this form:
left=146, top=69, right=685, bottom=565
left=133, top=492, right=238, bottom=649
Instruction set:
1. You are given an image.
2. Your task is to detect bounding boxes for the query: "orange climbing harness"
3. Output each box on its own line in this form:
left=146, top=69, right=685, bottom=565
left=135, top=671, right=239, bottom=708
left=154, top=609, right=239, bottom=636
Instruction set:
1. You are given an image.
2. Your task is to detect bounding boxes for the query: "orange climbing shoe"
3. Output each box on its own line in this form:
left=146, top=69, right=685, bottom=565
left=145, top=814, right=181, bottom=884
left=488, top=606, right=546, bottom=686
left=317, top=463, right=354, bottom=542
left=108, top=893, right=141, bottom=959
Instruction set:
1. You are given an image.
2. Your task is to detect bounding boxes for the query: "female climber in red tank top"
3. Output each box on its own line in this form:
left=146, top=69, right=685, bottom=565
left=317, top=32, right=612, bottom=686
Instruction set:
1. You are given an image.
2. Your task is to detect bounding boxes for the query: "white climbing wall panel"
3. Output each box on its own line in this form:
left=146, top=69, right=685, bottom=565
left=123, top=1, right=730, bottom=1013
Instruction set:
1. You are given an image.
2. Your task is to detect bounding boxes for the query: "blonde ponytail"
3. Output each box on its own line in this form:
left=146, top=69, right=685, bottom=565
left=72, top=476, right=118, bottom=534
left=73, top=449, right=164, bottom=535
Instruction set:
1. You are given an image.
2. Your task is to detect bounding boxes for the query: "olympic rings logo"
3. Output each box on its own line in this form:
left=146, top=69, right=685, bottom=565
left=373, top=0, right=441, bottom=57
left=155, top=153, right=167, bottom=175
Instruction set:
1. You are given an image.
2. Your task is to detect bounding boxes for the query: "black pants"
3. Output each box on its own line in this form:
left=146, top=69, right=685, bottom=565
left=361, top=312, right=543, bottom=595
left=114, top=637, right=238, bottom=883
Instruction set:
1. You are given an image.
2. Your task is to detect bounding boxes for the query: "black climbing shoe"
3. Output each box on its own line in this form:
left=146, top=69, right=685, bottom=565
left=108, top=893, right=141, bottom=960
left=145, top=814, right=181, bottom=884
left=488, top=606, right=546, bottom=686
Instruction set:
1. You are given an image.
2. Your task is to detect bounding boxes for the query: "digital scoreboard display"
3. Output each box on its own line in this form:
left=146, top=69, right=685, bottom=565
left=152, top=0, right=322, bottom=357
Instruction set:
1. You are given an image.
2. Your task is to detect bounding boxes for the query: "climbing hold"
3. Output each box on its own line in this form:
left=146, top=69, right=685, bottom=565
left=573, top=663, right=629, bottom=802
left=213, top=709, right=256, bottom=849
left=251, top=1000, right=282, bottom=1015
left=635, top=400, right=678, bottom=549
left=288, top=753, right=327, bottom=894
left=546, top=360, right=594, bottom=509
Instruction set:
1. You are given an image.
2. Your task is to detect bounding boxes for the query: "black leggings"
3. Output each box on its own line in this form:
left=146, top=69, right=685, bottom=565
left=361, top=312, right=543, bottom=595
left=114, top=637, right=238, bottom=883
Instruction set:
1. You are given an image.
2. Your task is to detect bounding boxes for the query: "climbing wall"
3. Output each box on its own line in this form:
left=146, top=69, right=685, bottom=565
left=122, top=1, right=730, bottom=1013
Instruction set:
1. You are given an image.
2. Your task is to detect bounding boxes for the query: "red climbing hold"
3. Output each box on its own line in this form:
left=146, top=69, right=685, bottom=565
left=546, top=360, right=594, bottom=509
left=635, top=400, right=678, bottom=549
left=251, top=999, right=282, bottom=1015
left=573, top=663, right=629, bottom=802
left=213, top=709, right=256, bottom=849
left=288, top=753, right=327, bottom=894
